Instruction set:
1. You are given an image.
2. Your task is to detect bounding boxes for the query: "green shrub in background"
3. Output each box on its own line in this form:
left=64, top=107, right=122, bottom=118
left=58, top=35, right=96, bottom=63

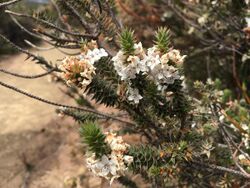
left=0, top=0, right=46, bottom=55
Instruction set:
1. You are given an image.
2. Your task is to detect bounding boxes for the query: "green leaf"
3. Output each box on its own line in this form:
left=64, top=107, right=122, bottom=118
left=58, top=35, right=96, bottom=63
left=154, top=27, right=171, bottom=54
left=79, top=122, right=110, bottom=158
left=119, top=28, right=135, bottom=55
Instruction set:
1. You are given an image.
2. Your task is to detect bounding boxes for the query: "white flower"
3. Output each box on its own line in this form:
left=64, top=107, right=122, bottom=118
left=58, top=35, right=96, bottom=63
left=59, top=57, right=96, bottom=89
left=85, top=48, right=108, bottom=64
left=111, top=137, right=129, bottom=152
left=97, top=155, right=117, bottom=176
left=206, top=78, right=214, bottom=85
left=134, top=42, right=145, bottom=57
left=145, top=46, right=182, bottom=91
left=246, top=17, right=250, bottom=27
left=86, top=155, right=119, bottom=184
left=86, top=132, right=133, bottom=185
left=242, top=124, right=249, bottom=131
left=105, top=132, right=130, bottom=153
left=242, top=133, right=249, bottom=149
left=238, top=154, right=248, bottom=161
left=112, top=51, right=137, bottom=81
left=123, top=155, right=133, bottom=165
left=198, top=14, right=208, bottom=26
left=112, top=50, right=127, bottom=64
left=127, top=87, right=143, bottom=104
left=112, top=42, right=184, bottom=96
left=149, top=63, right=180, bottom=90
left=112, top=42, right=148, bottom=81
left=166, top=49, right=186, bottom=64
left=146, top=46, right=161, bottom=70
left=127, top=55, right=148, bottom=74
left=201, top=141, right=215, bottom=158
left=191, top=122, right=196, bottom=128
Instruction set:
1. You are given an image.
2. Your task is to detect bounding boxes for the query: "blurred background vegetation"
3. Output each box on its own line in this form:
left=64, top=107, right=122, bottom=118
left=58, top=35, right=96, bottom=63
left=0, top=0, right=48, bottom=54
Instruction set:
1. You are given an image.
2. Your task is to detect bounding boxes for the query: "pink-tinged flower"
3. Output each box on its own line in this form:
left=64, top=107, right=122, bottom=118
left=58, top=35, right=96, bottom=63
left=166, top=49, right=186, bottom=64
left=59, top=56, right=95, bottom=89
left=59, top=41, right=108, bottom=90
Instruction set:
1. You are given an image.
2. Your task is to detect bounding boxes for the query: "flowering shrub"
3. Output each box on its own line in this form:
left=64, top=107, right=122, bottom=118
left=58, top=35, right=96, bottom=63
left=57, top=29, right=249, bottom=186
left=0, top=0, right=249, bottom=187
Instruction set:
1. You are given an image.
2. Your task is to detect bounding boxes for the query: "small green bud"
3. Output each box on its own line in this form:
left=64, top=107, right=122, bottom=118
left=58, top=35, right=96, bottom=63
left=79, top=122, right=110, bottom=158
left=119, top=28, right=135, bottom=55
left=154, top=27, right=171, bottom=53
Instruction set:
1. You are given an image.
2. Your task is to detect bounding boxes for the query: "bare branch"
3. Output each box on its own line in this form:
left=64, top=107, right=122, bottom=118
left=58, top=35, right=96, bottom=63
left=0, top=0, right=22, bottom=8
left=192, top=161, right=250, bottom=179
left=0, top=79, right=135, bottom=126
left=220, top=125, right=250, bottom=177
left=93, top=0, right=102, bottom=13
left=24, top=40, right=80, bottom=55
left=34, top=29, right=80, bottom=44
left=222, top=124, right=250, bottom=161
left=9, top=15, right=81, bottom=52
left=0, top=67, right=56, bottom=79
left=0, top=33, right=59, bottom=71
left=60, top=0, right=92, bottom=33
left=50, top=0, right=72, bottom=32
left=9, top=14, right=58, bottom=45
left=24, top=40, right=55, bottom=51
left=5, top=10, right=96, bottom=39
left=104, top=2, right=122, bottom=30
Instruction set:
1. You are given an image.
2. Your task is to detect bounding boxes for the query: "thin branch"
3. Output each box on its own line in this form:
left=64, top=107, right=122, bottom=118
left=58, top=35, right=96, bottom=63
left=24, top=40, right=80, bottom=55
left=61, top=0, right=92, bottom=33
left=5, top=10, right=95, bottom=39
left=9, top=14, right=81, bottom=53
left=0, top=79, right=135, bottom=126
left=116, top=0, right=146, bottom=22
left=232, top=46, right=250, bottom=104
left=0, top=68, right=56, bottom=79
left=0, top=0, right=22, bottom=8
left=105, top=2, right=122, bottom=30
left=0, top=33, right=59, bottom=71
left=35, top=29, right=80, bottom=44
left=192, top=161, right=250, bottom=179
left=9, top=14, right=58, bottom=45
left=24, top=40, right=55, bottom=51
left=93, top=0, right=102, bottom=13
left=187, top=44, right=218, bottom=59
left=220, top=125, right=250, bottom=177
left=222, top=124, right=250, bottom=161
left=50, top=0, right=72, bottom=32
left=220, top=109, right=247, bottom=134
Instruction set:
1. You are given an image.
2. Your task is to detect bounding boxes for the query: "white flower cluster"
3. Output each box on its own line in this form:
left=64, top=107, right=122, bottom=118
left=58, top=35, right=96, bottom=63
left=86, top=132, right=133, bottom=184
left=112, top=42, right=147, bottom=81
left=112, top=42, right=186, bottom=103
left=146, top=46, right=185, bottom=91
left=241, top=124, right=249, bottom=149
left=59, top=40, right=108, bottom=89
